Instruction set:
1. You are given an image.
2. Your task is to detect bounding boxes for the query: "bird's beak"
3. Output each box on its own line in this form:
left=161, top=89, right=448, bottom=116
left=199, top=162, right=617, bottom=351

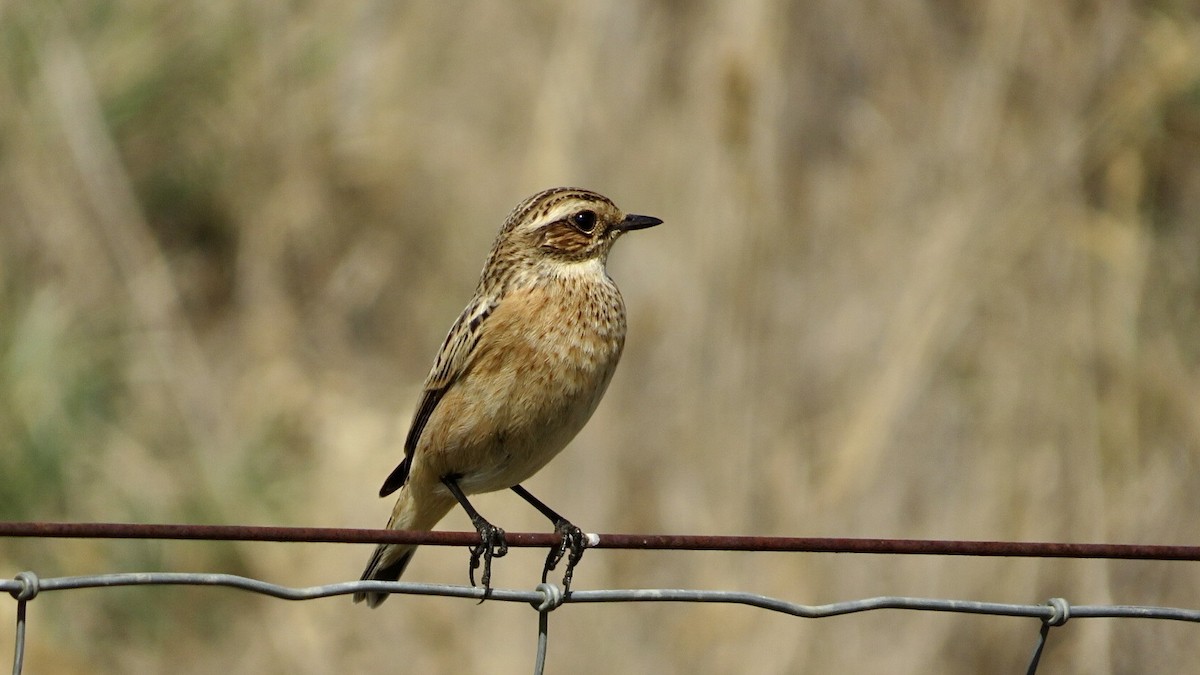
left=616, top=214, right=663, bottom=232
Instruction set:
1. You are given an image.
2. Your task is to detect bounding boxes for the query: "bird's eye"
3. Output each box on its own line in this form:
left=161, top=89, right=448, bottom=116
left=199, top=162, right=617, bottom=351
left=571, top=210, right=598, bottom=233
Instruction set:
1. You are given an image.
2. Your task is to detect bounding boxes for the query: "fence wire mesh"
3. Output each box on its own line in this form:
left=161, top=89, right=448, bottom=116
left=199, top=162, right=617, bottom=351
left=4, top=522, right=1199, bottom=675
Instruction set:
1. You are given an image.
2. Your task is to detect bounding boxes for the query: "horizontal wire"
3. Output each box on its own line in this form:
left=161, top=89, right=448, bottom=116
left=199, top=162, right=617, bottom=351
left=2, top=572, right=1199, bottom=624
left=1, top=521, right=1199, bottom=560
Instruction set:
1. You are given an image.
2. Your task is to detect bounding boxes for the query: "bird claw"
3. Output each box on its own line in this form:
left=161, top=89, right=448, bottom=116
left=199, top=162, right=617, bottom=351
left=541, top=520, right=587, bottom=592
left=467, top=521, right=508, bottom=592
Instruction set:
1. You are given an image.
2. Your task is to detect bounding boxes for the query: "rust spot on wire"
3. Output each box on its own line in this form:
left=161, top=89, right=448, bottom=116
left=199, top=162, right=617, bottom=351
left=0, top=522, right=1198, bottom=560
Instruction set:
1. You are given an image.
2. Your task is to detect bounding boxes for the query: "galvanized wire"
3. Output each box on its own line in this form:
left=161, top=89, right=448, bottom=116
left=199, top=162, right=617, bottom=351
left=10, top=599, right=25, bottom=675
left=4, top=522, right=1200, bottom=674
left=4, top=570, right=1200, bottom=674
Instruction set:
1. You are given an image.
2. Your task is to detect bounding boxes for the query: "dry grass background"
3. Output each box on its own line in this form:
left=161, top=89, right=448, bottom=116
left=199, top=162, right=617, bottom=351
left=1, top=1, right=1199, bottom=673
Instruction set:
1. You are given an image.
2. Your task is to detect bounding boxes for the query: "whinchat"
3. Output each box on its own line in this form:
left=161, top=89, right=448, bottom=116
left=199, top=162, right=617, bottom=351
left=355, top=187, right=661, bottom=607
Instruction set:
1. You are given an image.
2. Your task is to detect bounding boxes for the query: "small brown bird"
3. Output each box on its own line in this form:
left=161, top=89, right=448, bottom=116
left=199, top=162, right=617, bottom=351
left=355, top=187, right=660, bottom=607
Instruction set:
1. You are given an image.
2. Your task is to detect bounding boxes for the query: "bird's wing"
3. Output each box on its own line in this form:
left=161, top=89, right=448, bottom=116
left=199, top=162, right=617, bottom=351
left=378, top=292, right=498, bottom=497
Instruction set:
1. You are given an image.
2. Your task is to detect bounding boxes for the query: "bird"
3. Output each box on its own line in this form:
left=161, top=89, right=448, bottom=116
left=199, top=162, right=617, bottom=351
left=354, top=187, right=661, bottom=607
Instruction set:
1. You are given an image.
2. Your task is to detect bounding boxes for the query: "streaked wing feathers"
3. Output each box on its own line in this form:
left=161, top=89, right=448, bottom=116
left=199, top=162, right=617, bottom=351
left=377, top=293, right=498, bottom=497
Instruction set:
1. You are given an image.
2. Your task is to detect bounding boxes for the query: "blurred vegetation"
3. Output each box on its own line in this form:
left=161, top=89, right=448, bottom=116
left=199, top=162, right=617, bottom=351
left=1, top=1, right=1199, bottom=673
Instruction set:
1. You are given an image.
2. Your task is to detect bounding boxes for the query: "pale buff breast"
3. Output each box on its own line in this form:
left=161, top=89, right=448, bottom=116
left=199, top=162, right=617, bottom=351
left=415, top=266, right=627, bottom=494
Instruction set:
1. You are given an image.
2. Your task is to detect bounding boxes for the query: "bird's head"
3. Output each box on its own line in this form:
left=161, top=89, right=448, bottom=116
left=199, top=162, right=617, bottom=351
left=491, top=188, right=661, bottom=271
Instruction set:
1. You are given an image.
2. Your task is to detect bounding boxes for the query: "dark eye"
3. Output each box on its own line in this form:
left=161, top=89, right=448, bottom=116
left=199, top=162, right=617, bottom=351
left=571, top=210, right=597, bottom=233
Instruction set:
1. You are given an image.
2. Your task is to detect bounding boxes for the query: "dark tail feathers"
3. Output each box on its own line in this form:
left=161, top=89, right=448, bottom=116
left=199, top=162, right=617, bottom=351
left=353, top=544, right=417, bottom=608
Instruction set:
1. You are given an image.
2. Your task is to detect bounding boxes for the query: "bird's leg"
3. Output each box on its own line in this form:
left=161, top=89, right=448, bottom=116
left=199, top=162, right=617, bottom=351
left=510, top=484, right=587, bottom=592
left=441, top=475, right=507, bottom=591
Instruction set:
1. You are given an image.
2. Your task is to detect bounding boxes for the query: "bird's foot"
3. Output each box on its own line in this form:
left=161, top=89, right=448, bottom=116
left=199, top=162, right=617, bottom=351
left=467, top=519, right=508, bottom=592
left=541, top=520, right=587, bottom=592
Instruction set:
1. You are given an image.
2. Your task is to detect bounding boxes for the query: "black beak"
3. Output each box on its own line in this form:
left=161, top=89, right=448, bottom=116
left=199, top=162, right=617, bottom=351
left=616, top=214, right=663, bottom=232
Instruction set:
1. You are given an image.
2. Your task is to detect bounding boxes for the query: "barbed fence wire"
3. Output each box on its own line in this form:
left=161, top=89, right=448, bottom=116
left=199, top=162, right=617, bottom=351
left=4, top=522, right=1200, bottom=675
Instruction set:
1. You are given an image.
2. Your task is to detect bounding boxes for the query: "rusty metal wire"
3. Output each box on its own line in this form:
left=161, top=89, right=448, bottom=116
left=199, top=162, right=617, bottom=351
left=4, top=522, right=1200, bottom=674
left=3, top=521, right=1200, bottom=559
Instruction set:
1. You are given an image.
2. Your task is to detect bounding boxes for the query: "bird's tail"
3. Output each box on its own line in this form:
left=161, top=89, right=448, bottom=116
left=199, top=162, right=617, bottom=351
left=353, top=542, right=417, bottom=608
left=353, top=485, right=456, bottom=608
